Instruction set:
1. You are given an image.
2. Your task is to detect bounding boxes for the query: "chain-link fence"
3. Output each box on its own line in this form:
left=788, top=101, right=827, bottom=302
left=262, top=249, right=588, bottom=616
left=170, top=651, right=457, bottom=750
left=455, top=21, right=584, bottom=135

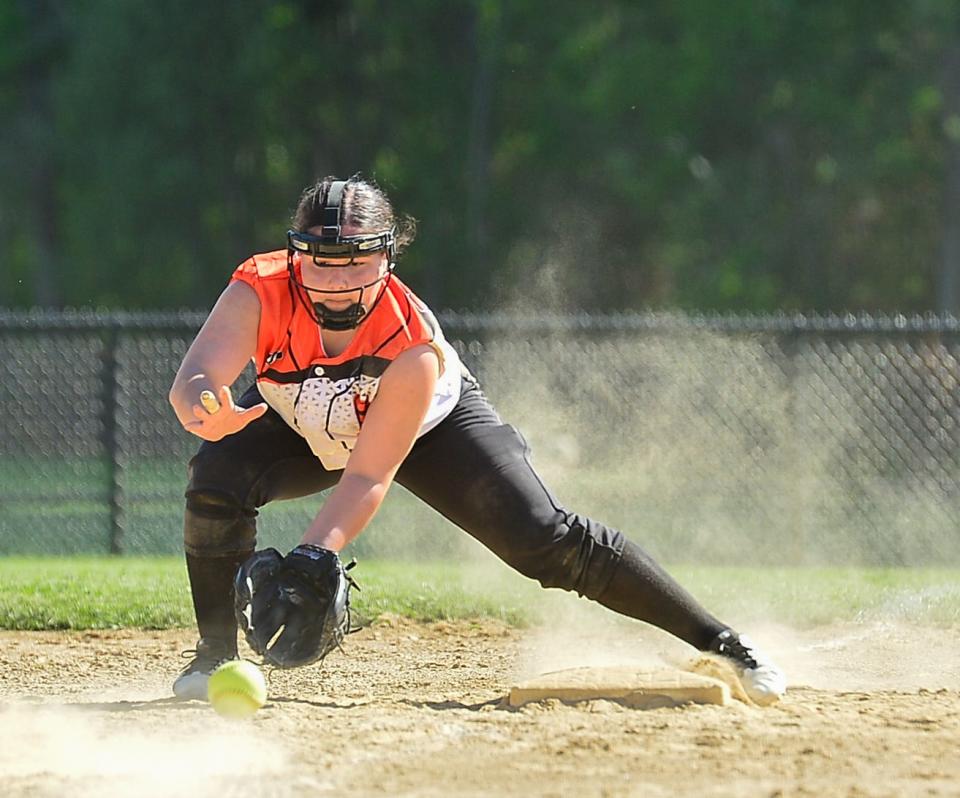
left=2, top=309, right=959, bottom=565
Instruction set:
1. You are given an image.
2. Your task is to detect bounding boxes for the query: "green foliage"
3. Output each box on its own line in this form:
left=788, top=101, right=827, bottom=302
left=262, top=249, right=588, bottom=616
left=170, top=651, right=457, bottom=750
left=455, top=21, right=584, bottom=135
left=3, top=1, right=960, bottom=311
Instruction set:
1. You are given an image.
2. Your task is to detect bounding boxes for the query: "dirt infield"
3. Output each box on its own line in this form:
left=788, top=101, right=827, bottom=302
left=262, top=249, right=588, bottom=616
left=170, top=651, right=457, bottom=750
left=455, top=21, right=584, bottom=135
left=1, top=619, right=958, bottom=797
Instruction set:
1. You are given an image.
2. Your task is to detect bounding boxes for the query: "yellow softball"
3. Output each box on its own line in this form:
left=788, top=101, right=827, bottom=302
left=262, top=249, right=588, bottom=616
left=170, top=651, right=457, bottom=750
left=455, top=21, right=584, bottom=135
left=199, top=389, right=221, bottom=414
left=207, top=660, right=267, bottom=719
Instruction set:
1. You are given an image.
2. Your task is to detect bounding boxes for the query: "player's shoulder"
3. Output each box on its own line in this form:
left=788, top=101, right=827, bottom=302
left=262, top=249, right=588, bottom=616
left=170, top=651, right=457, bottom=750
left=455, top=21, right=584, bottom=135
left=392, top=277, right=440, bottom=337
left=236, top=250, right=289, bottom=281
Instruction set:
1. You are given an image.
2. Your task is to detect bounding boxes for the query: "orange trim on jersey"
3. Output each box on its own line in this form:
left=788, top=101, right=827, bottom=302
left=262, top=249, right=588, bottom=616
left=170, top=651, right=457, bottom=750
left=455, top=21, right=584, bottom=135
left=229, top=250, right=436, bottom=379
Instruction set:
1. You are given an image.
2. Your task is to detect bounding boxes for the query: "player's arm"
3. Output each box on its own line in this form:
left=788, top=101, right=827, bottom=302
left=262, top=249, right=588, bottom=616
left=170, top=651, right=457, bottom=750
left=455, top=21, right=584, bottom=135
left=168, top=280, right=268, bottom=441
left=300, top=344, right=441, bottom=551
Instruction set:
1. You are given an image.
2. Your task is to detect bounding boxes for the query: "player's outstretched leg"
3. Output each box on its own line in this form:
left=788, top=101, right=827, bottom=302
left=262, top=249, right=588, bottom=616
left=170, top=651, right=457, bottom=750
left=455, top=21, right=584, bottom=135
left=396, top=379, right=786, bottom=705
left=596, top=540, right=786, bottom=705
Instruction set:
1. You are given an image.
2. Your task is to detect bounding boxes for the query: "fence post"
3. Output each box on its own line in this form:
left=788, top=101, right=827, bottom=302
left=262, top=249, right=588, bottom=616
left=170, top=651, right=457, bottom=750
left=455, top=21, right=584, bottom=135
left=101, top=322, right=124, bottom=554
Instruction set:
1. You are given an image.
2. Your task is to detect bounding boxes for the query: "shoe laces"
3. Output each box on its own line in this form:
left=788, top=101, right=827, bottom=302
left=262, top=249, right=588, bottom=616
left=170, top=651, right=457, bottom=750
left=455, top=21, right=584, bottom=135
left=178, top=642, right=235, bottom=668
left=713, top=631, right=760, bottom=670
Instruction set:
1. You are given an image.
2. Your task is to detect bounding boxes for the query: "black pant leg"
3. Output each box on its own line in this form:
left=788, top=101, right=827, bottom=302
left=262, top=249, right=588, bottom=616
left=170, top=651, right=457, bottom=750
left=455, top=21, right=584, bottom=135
left=397, top=378, right=727, bottom=650
left=396, top=379, right=624, bottom=598
left=182, top=383, right=341, bottom=647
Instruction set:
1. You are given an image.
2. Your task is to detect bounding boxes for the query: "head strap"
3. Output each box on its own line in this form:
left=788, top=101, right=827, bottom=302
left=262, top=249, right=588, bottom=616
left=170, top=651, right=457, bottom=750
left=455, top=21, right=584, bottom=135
left=320, top=180, right=348, bottom=236
left=289, top=179, right=395, bottom=261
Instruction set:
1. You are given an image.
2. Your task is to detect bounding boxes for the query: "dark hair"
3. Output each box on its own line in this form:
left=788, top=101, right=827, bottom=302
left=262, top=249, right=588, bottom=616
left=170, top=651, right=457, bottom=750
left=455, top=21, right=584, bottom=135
left=292, top=175, right=417, bottom=255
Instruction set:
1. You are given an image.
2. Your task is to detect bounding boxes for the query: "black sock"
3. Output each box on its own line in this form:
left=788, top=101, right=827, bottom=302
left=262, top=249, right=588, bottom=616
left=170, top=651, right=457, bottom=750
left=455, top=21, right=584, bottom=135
left=184, top=551, right=252, bottom=655
left=595, top=540, right=728, bottom=650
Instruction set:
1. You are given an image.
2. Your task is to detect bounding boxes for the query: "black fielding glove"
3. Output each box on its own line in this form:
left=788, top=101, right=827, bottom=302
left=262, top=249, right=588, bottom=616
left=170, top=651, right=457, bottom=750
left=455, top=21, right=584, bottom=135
left=234, top=544, right=357, bottom=668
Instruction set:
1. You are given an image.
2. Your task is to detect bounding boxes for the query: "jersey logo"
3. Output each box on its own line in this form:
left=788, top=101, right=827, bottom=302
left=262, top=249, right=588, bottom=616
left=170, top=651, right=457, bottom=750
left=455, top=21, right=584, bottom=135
left=266, top=351, right=284, bottom=365
left=353, top=392, right=371, bottom=424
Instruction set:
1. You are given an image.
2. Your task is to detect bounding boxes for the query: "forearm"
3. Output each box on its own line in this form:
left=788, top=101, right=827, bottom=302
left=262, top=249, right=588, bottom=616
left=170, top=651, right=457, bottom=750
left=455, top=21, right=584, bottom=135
left=301, top=344, right=439, bottom=552
left=169, top=347, right=241, bottom=402
left=168, top=280, right=260, bottom=410
left=169, top=359, right=215, bottom=405
left=301, top=473, right=391, bottom=551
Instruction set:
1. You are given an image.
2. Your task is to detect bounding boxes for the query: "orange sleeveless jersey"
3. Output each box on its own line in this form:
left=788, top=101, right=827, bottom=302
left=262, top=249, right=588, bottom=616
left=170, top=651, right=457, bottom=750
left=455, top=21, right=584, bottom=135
left=230, top=250, right=463, bottom=469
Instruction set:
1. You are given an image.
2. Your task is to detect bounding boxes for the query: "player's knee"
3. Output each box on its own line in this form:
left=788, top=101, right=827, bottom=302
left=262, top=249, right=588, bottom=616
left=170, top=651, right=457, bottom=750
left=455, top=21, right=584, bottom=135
left=183, top=489, right=257, bottom=557
left=511, top=516, right=624, bottom=601
left=186, top=442, right=260, bottom=498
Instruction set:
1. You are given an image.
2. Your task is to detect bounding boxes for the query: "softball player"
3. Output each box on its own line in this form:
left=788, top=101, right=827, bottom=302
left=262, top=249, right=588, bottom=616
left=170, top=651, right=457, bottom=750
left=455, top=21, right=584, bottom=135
left=168, top=176, right=786, bottom=704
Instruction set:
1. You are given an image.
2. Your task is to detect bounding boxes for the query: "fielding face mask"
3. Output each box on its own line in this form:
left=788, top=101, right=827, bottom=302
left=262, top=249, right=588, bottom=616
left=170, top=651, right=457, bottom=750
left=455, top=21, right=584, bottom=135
left=286, top=180, right=396, bottom=331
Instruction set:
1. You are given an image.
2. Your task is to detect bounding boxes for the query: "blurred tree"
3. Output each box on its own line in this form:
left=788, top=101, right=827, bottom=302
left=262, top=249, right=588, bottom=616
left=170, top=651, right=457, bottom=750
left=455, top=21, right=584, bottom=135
left=53, top=0, right=301, bottom=307
left=0, top=0, right=66, bottom=307
left=1, top=0, right=959, bottom=313
left=929, top=0, right=960, bottom=313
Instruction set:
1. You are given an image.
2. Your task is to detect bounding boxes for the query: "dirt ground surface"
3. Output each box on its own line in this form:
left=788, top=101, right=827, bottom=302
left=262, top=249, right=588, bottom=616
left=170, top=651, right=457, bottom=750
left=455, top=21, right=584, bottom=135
left=1, top=618, right=959, bottom=798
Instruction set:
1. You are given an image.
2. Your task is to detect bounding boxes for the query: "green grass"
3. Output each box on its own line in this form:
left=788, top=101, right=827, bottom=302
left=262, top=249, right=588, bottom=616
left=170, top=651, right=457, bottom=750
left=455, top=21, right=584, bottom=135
left=677, top=566, right=960, bottom=628
left=0, top=557, right=538, bottom=630
left=0, top=557, right=958, bottom=631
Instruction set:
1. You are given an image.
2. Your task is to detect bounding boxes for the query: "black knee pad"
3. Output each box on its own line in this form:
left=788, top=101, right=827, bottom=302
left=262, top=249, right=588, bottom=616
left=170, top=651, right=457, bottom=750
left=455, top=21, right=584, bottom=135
left=183, top=489, right=257, bottom=557
left=516, top=515, right=625, bottom=600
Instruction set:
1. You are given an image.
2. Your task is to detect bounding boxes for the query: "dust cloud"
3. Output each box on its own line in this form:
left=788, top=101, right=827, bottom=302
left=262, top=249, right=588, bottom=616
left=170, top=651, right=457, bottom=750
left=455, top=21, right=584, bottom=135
left=445, top=252, right=960, bottom=691
left=0, top=704, right=293, bottom=798
left=479, top=323, right=959, bottom=567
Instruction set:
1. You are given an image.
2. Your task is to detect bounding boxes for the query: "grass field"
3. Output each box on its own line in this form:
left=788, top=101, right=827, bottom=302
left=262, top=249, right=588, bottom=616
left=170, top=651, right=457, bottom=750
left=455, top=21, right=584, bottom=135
left=1, top=556, right=958, bottom=631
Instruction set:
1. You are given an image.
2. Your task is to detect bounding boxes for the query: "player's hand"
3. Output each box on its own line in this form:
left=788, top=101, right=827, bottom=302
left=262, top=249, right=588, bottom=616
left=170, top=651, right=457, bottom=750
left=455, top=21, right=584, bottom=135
left=182, top=385, right=268, bottom=442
